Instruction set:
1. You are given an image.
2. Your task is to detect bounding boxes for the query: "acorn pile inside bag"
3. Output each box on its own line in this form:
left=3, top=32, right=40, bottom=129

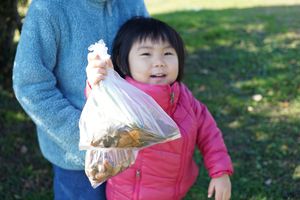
left=79, top=40, right=181, bottom=188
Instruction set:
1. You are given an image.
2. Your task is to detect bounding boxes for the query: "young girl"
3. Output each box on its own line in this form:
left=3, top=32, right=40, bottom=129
left=86, top=17, right=233, bottom=200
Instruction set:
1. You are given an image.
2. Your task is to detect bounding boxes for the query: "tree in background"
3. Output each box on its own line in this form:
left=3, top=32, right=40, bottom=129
left=0, top=0, right=28, bottom=90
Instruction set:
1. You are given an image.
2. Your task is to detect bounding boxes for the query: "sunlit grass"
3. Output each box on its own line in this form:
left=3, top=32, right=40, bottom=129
left=146, top=3, right=300, bottom=199
left=145, top=0, right=300, bottom=14
left=264, top=32, right=300, bottom=49
left=294, top=165, right=300, bottom=180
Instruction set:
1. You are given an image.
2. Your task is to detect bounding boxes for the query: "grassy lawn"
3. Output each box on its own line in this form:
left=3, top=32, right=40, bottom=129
left=1, top=1, right=300, bottom=199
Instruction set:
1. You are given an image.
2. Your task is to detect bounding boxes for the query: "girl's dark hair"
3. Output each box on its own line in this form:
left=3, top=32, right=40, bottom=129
left=112, top=16, right=185, bottom=82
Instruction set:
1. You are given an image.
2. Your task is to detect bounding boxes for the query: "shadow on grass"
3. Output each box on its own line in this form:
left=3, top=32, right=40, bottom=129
left=182, top=47, right=300, bottom=199
left=1, top=4, right=300, bottom=200
left=0, top=91, right=53, bottom=199
left=156, top=5, right=300, bottom=200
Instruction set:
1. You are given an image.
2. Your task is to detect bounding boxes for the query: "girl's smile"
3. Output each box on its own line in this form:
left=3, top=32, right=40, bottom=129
left=128, top=39, right=179, bottom=85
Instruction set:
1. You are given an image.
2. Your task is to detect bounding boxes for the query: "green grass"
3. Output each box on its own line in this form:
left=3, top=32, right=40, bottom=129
left=0, top=91, right=53, bottom=200
left=145, top=0, right=300, bottom=14
left=1, top=2, right=300, bottom=200
left=152, top=5, right=300, bottom=200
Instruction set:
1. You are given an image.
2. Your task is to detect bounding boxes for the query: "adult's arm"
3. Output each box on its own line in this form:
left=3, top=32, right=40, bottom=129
left=13, top=2, right=82, bottom=156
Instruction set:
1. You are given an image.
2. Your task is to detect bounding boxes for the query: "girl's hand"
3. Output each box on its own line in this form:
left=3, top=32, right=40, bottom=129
left=86, top=52, right=113, bottom=87
left=208, top=174, right=231, bottom=200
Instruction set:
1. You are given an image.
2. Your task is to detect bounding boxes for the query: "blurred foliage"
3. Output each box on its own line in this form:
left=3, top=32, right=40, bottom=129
left=0, top=0, right=29, bottom=91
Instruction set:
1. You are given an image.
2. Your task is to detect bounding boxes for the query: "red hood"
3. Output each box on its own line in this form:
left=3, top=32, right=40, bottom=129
left=125, top=76, right=180, bottom=115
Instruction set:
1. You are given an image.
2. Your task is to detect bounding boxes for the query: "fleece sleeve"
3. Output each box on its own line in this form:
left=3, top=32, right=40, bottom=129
left=190, top=95, right=233, bottom=178
left=12, top=2, right=82, bottom=157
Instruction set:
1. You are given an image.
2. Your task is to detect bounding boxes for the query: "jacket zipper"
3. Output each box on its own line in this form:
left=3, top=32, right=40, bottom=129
left=133, top=150, right=142, bottom=200
left=134, top=169, right=141, bottom=200
left=169, top=84, right=184, bottom=199
left=170, top=91, right=175, bottom=104
left=168, top=85, right=175, bottom=115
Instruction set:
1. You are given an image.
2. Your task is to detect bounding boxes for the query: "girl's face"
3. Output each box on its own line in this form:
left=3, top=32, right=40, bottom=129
left=128, top=38, right=179, bottom=85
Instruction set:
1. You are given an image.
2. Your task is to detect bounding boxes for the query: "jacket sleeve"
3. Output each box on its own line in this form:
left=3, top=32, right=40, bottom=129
left=190, top=93, right=233, bottom=178
left=12, top=2, right=82, bottom=157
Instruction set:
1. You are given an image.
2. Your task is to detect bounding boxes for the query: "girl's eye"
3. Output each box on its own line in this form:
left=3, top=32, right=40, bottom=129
left=164, top=52, right=174, bottom=56
left=140, top=53, right=150, bottom=56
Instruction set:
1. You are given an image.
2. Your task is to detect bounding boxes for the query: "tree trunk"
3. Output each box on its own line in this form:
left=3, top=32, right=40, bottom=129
left=0, top=0, right=22, bottom=90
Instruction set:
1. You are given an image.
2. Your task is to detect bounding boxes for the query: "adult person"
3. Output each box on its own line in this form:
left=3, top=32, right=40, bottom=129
left=12, top=0, right=148, bottom=199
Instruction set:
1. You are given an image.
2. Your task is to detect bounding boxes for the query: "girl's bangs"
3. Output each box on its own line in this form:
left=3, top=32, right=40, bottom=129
left=137, top=30, right=170, bottom=44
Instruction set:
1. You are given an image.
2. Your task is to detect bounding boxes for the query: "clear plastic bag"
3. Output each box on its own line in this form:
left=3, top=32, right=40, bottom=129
left=85, top=149, right=137, bottom=188
left=79, top=40, right=181, bottom=187
left=79, top=40, right=180, bottom=150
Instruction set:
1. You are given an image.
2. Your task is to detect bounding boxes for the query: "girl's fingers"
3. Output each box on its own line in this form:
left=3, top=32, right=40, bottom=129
left=222, top=189, right=231, bottom=200
left=93, top=74, right=106, bottom=85
left=87, top=51, right=99, bottom=62
left=87, top=59, right=108, bottom=69
left=89, top=73, right=106, bottom=85
left=86, top=52, right=112, bottom=86
left=94, top=67, right=107, bottom=75
left=207, top=182, right=214, bottom=198
left=86, top=67, right=107, bottom=85
left=106, top=59, right=114, bottom=68
left=87, top=60, right=112, bottom=75
left=215, top=190, right=222, bottom=200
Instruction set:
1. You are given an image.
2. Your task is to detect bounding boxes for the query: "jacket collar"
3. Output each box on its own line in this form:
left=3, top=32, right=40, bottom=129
left=125, top=76, right=180, bottom=115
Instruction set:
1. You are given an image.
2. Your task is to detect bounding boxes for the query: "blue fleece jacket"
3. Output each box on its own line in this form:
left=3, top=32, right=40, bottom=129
left=13, top=0, right=148, bottom=170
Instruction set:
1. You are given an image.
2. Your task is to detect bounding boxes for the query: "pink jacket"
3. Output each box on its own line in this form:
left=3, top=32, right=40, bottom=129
left=105, top=77, right=233, bottom=200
